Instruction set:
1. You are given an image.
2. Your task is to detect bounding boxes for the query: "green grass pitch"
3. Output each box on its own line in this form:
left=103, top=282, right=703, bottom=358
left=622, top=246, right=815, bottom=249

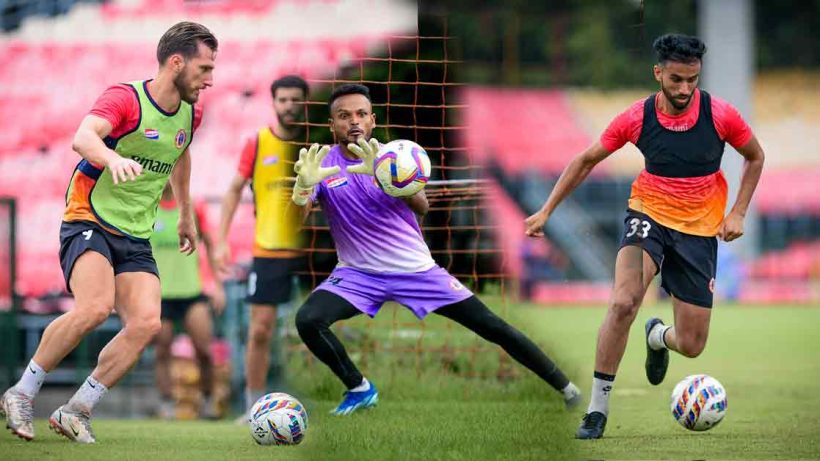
left=2, top=303, right=818, bottom=460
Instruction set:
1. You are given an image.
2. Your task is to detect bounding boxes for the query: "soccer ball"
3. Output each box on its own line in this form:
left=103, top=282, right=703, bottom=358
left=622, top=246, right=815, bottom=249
left=670, top=374, right=727, bottom=431
left=373, top=139, right=431, bottom=197
left=248, top=392, right=308, bottom=446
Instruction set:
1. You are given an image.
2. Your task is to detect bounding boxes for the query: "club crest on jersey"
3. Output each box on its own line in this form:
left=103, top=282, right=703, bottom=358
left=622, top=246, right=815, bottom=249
left=325, top=176, right=348, bottom=189
left=144, top=129, right=159, bottom=140
left=175, top=129, right=187, bottom=149
left=262, top=155, right=279, bottom=166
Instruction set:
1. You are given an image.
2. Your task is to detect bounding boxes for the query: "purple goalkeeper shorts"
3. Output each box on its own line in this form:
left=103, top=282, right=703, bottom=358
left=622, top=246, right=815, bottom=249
left=314, top=265, right=474, bottom=319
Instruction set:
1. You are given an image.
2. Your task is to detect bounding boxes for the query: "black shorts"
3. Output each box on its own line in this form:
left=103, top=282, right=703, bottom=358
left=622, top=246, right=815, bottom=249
left=246, top=256, right=301, bottom=305
left=59, top=221, right=158, bottom=293
left=619, top=209, right=718, bottom=308
left=161, top=294, right=208, bottom=322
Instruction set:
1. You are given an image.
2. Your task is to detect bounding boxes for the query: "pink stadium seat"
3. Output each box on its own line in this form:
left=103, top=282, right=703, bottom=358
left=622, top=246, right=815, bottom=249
left=6, top=37, right=812, bottom=302
left=485, top=180, right=556, bottom=279
left=532, top=282, right=611, bottom=304
left=738, top=279, right=814, bottom=304
left=755, top=169, right=820, bottom=215
left=0, top=10, right=377, bottom=299
left=101, top=0, right=281, bottom=19
left=749, top=242, right=820, bottom=280
left=463, top=88, right=595, bottom=175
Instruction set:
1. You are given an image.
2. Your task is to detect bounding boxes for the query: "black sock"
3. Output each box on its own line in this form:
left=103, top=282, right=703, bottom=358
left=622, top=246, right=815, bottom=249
left=434, top=296, right=571, bottom=391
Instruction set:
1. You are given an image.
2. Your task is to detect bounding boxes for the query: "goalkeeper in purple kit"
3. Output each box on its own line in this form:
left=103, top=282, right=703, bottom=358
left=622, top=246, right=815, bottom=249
left=291, top=84, right=581, bottom=415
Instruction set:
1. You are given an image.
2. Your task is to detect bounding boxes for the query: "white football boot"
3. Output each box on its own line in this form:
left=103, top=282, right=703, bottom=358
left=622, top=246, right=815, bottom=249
left=0, top=388, right=35, bottom=441
left=48, top=405, right=96, bottom=444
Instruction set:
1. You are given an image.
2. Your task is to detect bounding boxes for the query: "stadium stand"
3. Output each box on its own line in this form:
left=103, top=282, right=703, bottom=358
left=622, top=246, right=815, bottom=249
left=0, top=0, right=416, bottom=303
left=1, top=2, right=816, bottom=305
left=463, top=87, right=594, bottom=174
left=465, top=73, right=819, bottom=303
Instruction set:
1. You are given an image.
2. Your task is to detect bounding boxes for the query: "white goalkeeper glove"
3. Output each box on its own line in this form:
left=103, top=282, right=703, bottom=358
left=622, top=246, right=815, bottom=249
left=346, top=137, right=381, bottom=176
left=291, top=143, right=339, bottom=206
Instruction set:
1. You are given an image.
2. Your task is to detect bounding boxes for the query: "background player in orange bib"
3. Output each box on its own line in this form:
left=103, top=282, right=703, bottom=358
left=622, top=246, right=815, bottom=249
left=524, top=33, right=765, bottom=439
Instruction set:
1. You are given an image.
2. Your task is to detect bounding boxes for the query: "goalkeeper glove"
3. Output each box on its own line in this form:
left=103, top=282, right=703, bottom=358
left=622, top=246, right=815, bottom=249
left=346, top=137, right=381, bottom=176
left=291, top=143, right=339, bottom=206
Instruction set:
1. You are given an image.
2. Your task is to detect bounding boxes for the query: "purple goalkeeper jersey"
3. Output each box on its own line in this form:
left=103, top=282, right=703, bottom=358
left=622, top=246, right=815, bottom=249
left=313, top=145, right=435, bottom=273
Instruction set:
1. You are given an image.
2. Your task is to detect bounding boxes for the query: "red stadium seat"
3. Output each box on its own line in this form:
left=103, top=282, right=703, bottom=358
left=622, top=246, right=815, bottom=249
left=100, top=0, right=283, bottom=19
left=749, top=241, right=820, bottom=280
left=463, top=88, right=595, bottom=175
left=2, top=34, right=814, bottom=303
left=484, top=180, right=557, bottom=279
left=532, top=282, right=611, bottom=304
left=755, top=169, right=820, bottom=215
left=0, top=35, right=380, bottom=297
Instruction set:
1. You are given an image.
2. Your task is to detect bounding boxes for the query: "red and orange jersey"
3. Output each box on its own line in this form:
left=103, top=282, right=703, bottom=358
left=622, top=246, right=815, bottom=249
left=629, top=170, right=728, bottom=236
left=601, top=89, right=754, bottom=236
left=600, top=89, right=752, bottom=153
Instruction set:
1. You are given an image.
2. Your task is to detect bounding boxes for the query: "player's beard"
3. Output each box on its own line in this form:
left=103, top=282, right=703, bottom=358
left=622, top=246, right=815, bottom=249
left=174, top=69, right=199, bottom=104
left=277, top=110, right=303, bottom=132
left=661, top=84, right=694, bottom=111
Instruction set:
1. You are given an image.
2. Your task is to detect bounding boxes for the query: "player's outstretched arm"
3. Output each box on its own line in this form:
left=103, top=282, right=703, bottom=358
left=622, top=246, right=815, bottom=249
left=72, top=115, right=143, bottom=185
left=170, top=148, right=197, bottom=255
left=718, top=134, right=765, bottom=242
left=524, top=141, right=610, bottom=237
left=291, top=144, right=339, bottom=206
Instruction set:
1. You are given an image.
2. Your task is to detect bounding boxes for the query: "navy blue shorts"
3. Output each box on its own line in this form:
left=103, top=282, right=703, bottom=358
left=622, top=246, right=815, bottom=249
left=246, top=256, right=302, bottom=305
left=161, top=294, right=208, bottom=322
left=59, top=221, right=158, bottom=293
left=619, top=209, right=717, bottom=308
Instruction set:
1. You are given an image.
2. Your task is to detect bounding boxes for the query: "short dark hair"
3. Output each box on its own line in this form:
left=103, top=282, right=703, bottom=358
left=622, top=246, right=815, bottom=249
left=270, top=75, right=309, bottom=99
left=156, top=21, right=218, bottom=64
left=653, top=34, right=706, bottom=65
left=328, top=84, right=371, bottom=111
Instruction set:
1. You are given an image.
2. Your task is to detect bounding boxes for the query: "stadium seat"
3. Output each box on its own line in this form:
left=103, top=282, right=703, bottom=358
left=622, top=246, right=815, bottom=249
left=749, top=241, right=820, bottom=280
left=463, top=88, right=595, bottom=175
left=531, top=282, right=611, bottom=304
left=485, top=180, right=560, bottom=280
left=0, top=32, right=384, bottom=297
left=755, top=169, right=820, bottom=215
left=100, top=0, right=281, bottom=19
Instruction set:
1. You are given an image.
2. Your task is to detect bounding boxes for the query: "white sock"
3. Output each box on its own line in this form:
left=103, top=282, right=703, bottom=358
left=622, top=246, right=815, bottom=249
left=246, top=389, right=266, bottom=414
left=561, top=382, right=581, bottom=401
left=350, top=378, right=370, bottom=392
left=14, top=360, right=47, bottom=398
left=648, top=323, right=672, bottom=351
left=587, top=373, right=615, bottom=415
left=66, top=376, right=108, bottom=414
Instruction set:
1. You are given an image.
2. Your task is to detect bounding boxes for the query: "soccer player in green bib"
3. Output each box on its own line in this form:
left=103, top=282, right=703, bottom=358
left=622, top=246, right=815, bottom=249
left=0, top=22, right=218, bottom=443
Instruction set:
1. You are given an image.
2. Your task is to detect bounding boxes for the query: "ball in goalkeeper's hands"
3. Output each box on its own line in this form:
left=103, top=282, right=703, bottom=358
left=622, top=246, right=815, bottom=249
left=373, top=140, right=431, bottom=197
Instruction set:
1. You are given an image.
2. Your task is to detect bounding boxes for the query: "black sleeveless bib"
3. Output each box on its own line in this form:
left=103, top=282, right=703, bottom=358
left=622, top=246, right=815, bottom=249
left=635, top=90, right=725, bottom=178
